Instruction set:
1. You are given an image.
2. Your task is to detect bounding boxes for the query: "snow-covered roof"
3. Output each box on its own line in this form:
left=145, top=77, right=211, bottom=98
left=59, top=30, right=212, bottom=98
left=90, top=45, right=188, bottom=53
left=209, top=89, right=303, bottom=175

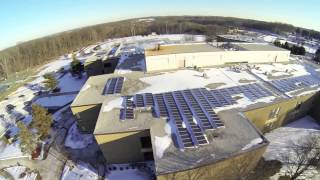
left=145, top=43, right=222, bottom=56
left=72, top=60, right=320, bottom=175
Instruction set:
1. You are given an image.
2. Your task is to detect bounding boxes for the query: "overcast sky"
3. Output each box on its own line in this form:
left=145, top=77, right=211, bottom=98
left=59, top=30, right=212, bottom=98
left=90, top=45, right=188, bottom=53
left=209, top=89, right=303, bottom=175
left=0, top=0, right=319, bottom=50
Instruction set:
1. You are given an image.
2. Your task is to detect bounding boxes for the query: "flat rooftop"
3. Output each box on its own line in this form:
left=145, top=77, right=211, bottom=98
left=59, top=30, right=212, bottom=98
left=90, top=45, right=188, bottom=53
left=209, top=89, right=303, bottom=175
left=73, top=60, right=320, bottom=175
left=145, top=43, right=222, bottom=56
left=235, top=43, right=288, bottom=51
left=144, top=43, right=289, bottom=57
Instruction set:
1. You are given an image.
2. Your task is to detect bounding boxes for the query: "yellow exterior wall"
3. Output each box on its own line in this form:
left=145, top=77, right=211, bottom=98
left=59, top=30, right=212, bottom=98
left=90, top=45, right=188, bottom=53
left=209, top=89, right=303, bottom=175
left=244, top=93, right=316, bottom=133
left=145, top=51, right=290, bottom=72
left=157, top=144, right=267, bottom=180
left=71, top=104, right=102, bottom=133
left=95, top=130, right=152, bottom=164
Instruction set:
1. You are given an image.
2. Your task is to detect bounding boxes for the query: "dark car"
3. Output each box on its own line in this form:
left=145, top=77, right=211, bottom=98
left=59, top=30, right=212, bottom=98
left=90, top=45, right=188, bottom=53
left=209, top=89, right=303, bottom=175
left=5, top=104, right=16, bottom=113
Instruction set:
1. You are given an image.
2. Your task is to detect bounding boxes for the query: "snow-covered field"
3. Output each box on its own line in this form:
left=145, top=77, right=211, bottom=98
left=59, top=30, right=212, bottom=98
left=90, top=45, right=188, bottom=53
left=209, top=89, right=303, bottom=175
left=0, top=55, right=88, bottom=160
left=264, top=116, right=320, bottom=179
left=64, top=122, right=94, bottom=149
left=61, top=161, right=98, bottom=180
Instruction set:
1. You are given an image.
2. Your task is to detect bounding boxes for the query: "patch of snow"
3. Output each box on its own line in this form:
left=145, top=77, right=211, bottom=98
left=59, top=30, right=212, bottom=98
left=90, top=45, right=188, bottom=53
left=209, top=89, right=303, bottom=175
left=0, top=140, right=27, bottom=160
left=250, top=63, right=310, bottom=81
left=154, top=136, right=171, bottom=158
left=1, top=165, right=37, bottom=180
left=103, top=98, right=123, bottom=112
left=193, top=116, right=198, bottom=125
left=164, top=123, right=172, bottom=135
left=241, top=138, right=263, bottom=151
left=215, top=95, right=275, bottom=113
left=34, top=94, right=76, bottom=107
left=64, top=123, right=94, bottom=149
left=105, top=163, right=153, bottom=180
left=138, top=68, right=256, bottom=94
left=37, top=57, right=72, bottom=76
left=58, top=73, right=87, bottom=92
left=182, top=122, right=186, bottom=128
left=81, top=84, right=91, bottom=92
left=115, top=70, right=133, bottom=75
left=264, top=116, right=320, bottom=179
left=61, top=161, right=98, bottom=180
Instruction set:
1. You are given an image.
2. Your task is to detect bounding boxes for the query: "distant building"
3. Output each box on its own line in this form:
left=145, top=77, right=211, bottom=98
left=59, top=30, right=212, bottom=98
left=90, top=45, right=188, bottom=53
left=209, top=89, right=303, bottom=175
left=144, top=43, right=290, bottom=72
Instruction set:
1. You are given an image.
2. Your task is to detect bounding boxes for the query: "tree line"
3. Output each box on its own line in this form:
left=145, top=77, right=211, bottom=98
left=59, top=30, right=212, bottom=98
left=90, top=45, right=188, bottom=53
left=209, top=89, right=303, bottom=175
left=274, top=40, right=306, bottom=55
left=0, top=16, right=319, bottom=79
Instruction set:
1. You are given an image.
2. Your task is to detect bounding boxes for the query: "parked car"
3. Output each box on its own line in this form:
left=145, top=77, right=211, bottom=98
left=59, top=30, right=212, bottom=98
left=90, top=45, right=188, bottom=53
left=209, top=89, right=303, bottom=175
left=5, top=104, right=16, bottom=113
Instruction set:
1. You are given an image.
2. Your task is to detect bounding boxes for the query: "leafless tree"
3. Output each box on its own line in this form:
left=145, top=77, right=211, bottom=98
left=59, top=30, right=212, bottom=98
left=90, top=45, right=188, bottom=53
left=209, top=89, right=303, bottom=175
left=280, top=133, right=320, bottom=180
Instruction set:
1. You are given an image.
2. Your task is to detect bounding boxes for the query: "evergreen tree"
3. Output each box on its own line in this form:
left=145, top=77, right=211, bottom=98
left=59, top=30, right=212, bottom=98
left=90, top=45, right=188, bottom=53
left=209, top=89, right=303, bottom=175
left=70, top=55, right=84, bottom=76
left=43, top=73, right=58, bottom=91
left=17, top=121, right=37, bottom=155
left=31, top=104, right=53, bottom=140
left=273, top=40, right=281, bottom=47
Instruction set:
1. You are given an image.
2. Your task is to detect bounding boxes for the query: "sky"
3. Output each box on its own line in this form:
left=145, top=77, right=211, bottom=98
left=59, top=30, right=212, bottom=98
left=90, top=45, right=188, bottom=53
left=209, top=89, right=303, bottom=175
left=0, top=0, right=319, bottom=50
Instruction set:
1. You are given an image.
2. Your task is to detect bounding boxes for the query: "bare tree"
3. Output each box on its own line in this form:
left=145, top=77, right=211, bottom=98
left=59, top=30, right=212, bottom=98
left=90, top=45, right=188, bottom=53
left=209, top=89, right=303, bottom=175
left=280, top=133, right=320, bottom=180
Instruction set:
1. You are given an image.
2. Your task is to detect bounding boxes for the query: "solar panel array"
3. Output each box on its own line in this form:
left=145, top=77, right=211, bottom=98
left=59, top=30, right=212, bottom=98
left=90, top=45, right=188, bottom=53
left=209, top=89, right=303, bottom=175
left=118, top=83, right=273, bottom=148
left=270, top=75, right=320, bottom=93
left=103, top=77, right=124, bottom=95
left=120, top=96, right=134, bottom=120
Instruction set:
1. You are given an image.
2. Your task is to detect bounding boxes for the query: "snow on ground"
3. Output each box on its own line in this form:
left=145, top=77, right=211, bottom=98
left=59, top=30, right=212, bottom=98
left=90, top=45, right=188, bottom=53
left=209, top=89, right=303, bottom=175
left=0, top=55, right=88, bottom=160
left=250, top=63, right=310, bottom=81
left=0, top=140, right=27, bottom=160
left=102, top=98, right=124, bottom=112
left=37, top=57, right=72, bottom=76
left=241, top=138, right=263, bottom=151
left=64, top=122, right=94, bottom=149
left=105, top=169, right=150, bottom=180
left=61, top=161, right=98, bottom=180
left=0, top=165, right=38, bottom=180
left=138, top=67, right=256, bottom=94
left=58, top=73, right=87, bottom=92
left=34, top=94, right=76, bottom=107
left=105, top=163, right=154, bottom=180
left=264, top=116, right=320, bottom=179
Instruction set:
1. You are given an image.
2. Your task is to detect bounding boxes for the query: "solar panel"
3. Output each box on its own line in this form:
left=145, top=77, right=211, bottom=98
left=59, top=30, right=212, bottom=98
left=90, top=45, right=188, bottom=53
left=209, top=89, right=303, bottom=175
left=173, top=91, right=208, bottom=145
left=144, top=93, right=154, bottom=106
left=116, top=82, right=274, bottom=149
left=270, top=75, right=320, bottom=93
left=103, top=77, right=124, bottom=95
left=163, top=92, right=195, bottom=148
left=120, top=108, right=134, bottom=120
left=193, top=89, right=225, bottom=128
left=114, top=77, right=124, bottom=93
left=135, top=94, right=145, bottom=107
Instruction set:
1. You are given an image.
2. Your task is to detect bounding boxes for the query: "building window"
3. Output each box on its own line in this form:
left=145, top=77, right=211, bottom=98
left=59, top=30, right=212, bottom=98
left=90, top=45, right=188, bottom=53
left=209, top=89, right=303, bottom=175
left=269, top=107, right=280, bottom=119
left=140, top=136, right=152, bottom=148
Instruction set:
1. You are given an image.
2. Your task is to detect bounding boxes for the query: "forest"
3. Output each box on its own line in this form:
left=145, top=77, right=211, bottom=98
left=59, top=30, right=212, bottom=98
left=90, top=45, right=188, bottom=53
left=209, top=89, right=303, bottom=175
left=1, top=16, right=319, bottom=79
